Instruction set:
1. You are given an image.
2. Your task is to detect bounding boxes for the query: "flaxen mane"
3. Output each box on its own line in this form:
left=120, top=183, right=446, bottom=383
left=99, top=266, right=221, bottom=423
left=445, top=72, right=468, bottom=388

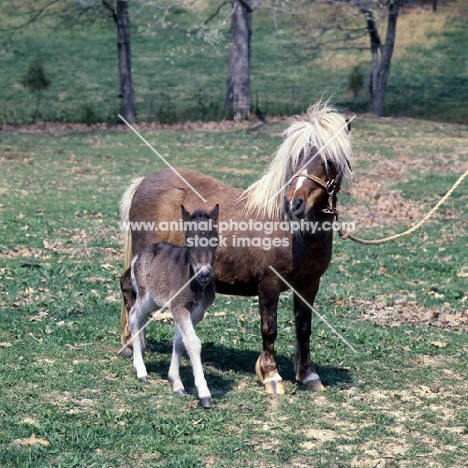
left=241, top=101, right=353, bottom=219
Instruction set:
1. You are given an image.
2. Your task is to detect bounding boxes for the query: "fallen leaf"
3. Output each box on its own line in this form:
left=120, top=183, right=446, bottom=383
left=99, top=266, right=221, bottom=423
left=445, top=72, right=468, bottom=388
left=214, top=312, right=227, bottom=317
left=17, top=433, right=50, bottom=447
left=29, top=333, right=43, bottom=343
left=431, top=341, right=448, bottom=348
left=0, top=342, right=12, bottom=347
left=429, top=382, right=441, bottom=393
left=188, top=400, right=199, bottom=409
left=152, top=311, right=172, bottom=321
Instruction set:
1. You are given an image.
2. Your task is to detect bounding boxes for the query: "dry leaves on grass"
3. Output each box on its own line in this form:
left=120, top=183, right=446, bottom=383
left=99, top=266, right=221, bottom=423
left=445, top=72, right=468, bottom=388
left=355, top=298, right=468, bottom=331
left=13, top=433, right=50, bottom=448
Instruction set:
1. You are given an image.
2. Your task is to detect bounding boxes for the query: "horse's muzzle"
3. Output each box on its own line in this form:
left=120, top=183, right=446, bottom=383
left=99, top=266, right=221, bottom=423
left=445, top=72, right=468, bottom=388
left=284, top=195, right=306, bottom=219
left=196, top=266, right=213, bottom=286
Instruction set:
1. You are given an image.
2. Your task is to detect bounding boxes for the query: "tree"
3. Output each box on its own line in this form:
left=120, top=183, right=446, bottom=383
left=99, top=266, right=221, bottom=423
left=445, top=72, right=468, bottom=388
left=2, top=0, right=136, bottom=123
left=102, top=0, right=136, bottom=123
left=225, top=0, right=261, bottom=119
left=352, top=0, right=402, bottom=117
left=21, top=60, right=51, bottom=123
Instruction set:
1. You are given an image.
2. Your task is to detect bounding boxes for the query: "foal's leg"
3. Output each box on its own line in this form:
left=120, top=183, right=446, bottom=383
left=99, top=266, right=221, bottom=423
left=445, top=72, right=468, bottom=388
left=128, top=295, right=154, bottom=382
left=172, top=305, right=211, bottom=408
left=255, top=280, right=285, bottom=395
left=293, top=279, right=325, bottom=391
left=168, top=325, right=186, bottom=395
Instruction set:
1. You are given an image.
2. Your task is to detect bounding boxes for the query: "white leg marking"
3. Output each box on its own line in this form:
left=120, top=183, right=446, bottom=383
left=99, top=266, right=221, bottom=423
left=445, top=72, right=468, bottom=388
left=168, top=326, right=185, bottom=394
left=174, top=307, right=211, bottom=400
left=302, top=372, right=320, bottom=384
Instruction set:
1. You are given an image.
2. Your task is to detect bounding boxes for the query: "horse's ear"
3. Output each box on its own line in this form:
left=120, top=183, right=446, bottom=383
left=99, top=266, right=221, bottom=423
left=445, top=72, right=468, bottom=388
left=345, top=118, right=352, bottom=133
left=210, top=204, right=219, bottom=221
left=181, top=205, right=191, bottom=222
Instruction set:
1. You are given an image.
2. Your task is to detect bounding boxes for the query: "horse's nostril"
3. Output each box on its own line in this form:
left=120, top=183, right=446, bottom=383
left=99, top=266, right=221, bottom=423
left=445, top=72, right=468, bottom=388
left=196, top=267, right=212, bottom=282
left=292, top=197, right=304, bottom=214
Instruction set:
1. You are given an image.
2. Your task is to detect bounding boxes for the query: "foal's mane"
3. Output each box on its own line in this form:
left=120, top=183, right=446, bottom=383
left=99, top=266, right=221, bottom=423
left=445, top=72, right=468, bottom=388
left=240, top=101, right=353, bottom=219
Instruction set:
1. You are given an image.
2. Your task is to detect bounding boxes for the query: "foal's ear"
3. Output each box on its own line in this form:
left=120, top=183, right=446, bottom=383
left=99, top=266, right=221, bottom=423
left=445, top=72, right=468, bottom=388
left=209, top=204, right=219, bottom=221
left=181, top=205, right=191, bottom=222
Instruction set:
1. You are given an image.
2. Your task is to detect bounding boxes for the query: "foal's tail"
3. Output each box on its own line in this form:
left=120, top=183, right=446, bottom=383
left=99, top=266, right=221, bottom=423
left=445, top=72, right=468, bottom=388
left=119, top=177, right=144, bottom=346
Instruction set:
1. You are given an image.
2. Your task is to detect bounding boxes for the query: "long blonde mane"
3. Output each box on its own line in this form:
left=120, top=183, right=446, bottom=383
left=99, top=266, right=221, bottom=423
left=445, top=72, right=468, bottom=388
left=241, top=101, right=353, bottom=219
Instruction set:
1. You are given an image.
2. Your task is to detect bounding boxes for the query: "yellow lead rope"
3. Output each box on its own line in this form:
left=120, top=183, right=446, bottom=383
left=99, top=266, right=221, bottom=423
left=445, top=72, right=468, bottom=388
left=338, top=168, right=468, bottom=245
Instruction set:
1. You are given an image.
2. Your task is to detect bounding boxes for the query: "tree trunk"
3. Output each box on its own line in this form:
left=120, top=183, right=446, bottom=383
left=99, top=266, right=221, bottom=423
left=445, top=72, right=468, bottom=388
left=358, top=0, right=401, bottom=117
left=116, top=0, right=136, bottom=123
left=33, top=88, right=42, bottom=124
left=225, top=0, right=260, bottom=120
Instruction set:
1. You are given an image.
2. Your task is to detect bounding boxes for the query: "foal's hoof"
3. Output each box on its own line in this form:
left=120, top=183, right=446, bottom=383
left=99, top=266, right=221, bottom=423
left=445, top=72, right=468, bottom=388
left=174, top=389, right=187, bottom=396
left=119, top=346, right=133, bottom=358
left=138, top=376, right=149, bottom=382
left=305, top=379, right=325, bottom=391
left=200, top=397, right=212, bottom=409
left=264, top=380, right=286, bottom=395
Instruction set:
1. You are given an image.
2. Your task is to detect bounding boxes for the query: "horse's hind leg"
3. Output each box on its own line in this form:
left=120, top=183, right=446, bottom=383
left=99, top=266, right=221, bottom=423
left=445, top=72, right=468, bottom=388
left=120, top=268, right=136, bottom=357
left=172, top=306, right=211, bottom=408
left=128, top=296, right=153, bottom=382
left=256, top=281, right=285, bottom=395
left=168, top=326, right=186, bottom=395
left=293, top=280, right=325, bottom=391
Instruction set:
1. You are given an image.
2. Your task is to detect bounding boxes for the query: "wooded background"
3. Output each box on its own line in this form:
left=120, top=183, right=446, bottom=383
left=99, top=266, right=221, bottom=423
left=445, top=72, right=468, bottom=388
left=1, top=0, right=467, bottom=124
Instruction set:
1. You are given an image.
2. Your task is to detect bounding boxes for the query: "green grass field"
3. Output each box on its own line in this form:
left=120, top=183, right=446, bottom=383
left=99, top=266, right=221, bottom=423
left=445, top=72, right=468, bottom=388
left=0, top=114, right=467, bottom=466
left=1, top=1, right=468, bottom=125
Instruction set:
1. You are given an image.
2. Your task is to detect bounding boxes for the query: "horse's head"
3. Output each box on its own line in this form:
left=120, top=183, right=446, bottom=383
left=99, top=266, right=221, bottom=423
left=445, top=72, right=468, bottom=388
left=181, top=204, right=219, bottom=286
left=283, top=151, right=345, bottom=220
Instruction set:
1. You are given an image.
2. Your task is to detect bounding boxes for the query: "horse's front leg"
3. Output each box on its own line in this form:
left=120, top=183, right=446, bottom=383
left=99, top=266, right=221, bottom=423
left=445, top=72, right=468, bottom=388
left=294, top=279, right=325, bottom=391
left=255, top=281, right=284, bottom=395
left=172, top=306, right=211, bottom=408
left=168, top=326, right=186, bottom=396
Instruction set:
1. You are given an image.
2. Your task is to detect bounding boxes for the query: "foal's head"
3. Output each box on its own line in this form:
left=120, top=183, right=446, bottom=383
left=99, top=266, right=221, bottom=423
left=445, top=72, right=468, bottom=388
left=181, top=204, right=219, bottom=287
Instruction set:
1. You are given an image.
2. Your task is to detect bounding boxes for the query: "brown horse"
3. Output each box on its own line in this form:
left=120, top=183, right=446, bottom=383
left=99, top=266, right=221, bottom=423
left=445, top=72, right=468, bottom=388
left=119, top=102, right=353, bottom=394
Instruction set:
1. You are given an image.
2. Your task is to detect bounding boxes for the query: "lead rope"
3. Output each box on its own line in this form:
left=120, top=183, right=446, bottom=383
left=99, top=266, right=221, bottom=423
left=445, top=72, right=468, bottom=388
left=337, top=168, right=468, bottom=245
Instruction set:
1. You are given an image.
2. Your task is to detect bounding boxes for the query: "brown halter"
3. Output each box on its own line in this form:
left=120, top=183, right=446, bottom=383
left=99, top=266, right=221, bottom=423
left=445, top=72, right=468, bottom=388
left=290, top=173, right=339, bottom=217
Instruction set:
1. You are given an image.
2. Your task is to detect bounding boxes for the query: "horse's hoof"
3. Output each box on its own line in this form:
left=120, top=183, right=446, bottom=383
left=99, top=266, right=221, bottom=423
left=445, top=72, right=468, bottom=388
left=200, top=397, right=212, bottom=408
left=264, top=380, right=286, bottom=395
left=120, top=346, right=133, bottom=358
left=305, top=379, right=325, bottom=391
left=174, top=389, right=187, bottom=396
left=138, top=375, right=148, bottom=382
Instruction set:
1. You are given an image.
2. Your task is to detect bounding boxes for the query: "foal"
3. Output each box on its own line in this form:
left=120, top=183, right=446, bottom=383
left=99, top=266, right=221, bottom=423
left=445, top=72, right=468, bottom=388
left=121, top=204, right=219, bottom=408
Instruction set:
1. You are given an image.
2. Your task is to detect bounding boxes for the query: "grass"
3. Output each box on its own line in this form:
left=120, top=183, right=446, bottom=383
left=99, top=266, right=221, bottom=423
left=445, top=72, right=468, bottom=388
left=0, top=115, right=467, bottom=466
left=1, top=1, right=468, bottom=124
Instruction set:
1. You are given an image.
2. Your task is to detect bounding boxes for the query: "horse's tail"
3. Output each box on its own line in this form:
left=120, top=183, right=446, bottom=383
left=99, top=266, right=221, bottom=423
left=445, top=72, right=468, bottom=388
left=119, top=177, right=144, bottom=346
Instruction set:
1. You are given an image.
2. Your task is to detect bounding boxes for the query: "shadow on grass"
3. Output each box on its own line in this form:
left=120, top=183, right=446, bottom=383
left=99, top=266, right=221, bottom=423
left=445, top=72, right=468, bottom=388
left=144, top=339, right=354, bottom=395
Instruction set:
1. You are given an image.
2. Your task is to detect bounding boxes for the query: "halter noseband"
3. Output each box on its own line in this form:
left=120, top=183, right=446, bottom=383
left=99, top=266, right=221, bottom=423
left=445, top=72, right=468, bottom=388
left=290, top=173, right=339, bottom=217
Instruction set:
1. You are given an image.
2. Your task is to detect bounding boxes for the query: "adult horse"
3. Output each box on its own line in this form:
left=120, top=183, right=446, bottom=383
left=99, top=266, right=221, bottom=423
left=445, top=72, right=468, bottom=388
left=119, top=102, right=352, bottom=394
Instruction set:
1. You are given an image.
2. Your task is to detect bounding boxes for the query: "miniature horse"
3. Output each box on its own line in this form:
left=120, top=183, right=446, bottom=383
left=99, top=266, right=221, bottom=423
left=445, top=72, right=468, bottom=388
left=121, top=204, right=219, bottom=408
left=119, top=102, right=352, bottom=395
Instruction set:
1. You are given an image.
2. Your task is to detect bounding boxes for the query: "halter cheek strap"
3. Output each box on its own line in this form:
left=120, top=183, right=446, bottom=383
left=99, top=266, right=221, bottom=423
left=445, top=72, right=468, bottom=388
left=290, top=173, right=339, bottom=217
